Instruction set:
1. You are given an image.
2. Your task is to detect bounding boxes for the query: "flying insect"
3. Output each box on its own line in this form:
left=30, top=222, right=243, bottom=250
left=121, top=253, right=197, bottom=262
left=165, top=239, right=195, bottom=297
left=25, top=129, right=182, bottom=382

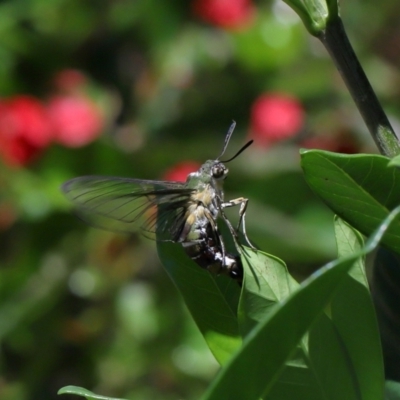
left=62, top=122, right=253, bottom=283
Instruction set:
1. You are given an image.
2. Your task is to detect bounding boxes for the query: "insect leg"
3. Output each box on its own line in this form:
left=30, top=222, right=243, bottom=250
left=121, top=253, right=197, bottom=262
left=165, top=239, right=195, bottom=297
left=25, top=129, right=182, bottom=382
left=204, top=208, right=227, bottom=266
left=221, top=197, right=256, bottom=249
left=218, top=207, right=243, bottom=253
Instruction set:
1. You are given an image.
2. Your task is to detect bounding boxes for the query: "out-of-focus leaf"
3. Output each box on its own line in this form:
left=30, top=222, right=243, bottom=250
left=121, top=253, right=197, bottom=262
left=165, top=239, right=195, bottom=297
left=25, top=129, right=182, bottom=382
left=301, top=150, right=400, bottom=254
left=157, top=241, right=242, bottom=365
left=232, top=11, right=304, bottom=71
left=58, top=386, right=127, bottom=400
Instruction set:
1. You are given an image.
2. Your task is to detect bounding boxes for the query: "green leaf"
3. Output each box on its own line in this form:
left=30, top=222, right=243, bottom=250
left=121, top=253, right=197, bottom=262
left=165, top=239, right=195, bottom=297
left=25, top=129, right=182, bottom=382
left=201, top=206, right=400, bottom=400
left=157, top=240, right=242, bottom=364
left=266, top=363, right=324, bottom=400
left=331, top=277, right=384, bottom=400
left=202, top=256, right=357, bottom=400
left=308, top=217, right=384, bottom=400
left=334, top=216, right=368, bottom=287
left=58, top=386, right=127, bottom=400
left=301, top=150, right=400, bottom=254
left=238, top=250, right=321, bottom=399
left=238, top=248, right=298, bottom=336
left=385, top=381, right=400, bottom=400
left=309, top=314, right=360, bottom=400
left=332, top=218, right=384, bottom=400
left=388, top=153, right=400, bottom=168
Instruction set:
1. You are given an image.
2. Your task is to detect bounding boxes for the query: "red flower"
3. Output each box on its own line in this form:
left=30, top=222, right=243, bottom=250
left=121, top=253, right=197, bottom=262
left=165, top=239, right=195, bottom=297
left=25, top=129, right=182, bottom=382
left=47, top=95, right=104, bottom=148
left=0, top=136, right=44, bottom=166
left=0, top=96, right=52, bottom=147
left=163, top=161, right=201, bottom=182
left=192, top=0, right=255, bottom=29
left=249, top=93, right=304, bottom=147
left=0, top=96, right=51, bottom=166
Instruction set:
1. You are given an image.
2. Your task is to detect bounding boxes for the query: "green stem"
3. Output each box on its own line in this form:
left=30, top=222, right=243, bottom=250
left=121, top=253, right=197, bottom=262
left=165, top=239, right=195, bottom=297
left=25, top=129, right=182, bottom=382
left=318, top=16, right=400, bottom=158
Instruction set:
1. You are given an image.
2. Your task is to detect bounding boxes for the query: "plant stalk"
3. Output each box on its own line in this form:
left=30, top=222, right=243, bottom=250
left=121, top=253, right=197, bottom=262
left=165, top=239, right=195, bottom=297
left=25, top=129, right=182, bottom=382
left=318, top=16, right=400, bottom=158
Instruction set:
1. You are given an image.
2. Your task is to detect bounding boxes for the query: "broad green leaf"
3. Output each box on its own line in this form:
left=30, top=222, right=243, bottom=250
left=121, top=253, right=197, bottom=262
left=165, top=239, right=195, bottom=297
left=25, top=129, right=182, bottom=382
left=202, top=255, right=358, bottom=400
left=238, top=248, right=315, bottom=398
left=331, top=217, right=384, bottom=400
left=201, top=206, right=400, bottom=400
left=334, top=216, right=367, bottom=287
left=309, top=314, right=360, bottom=400
left=238, top=248, right=298, bottom=336
left=309, top=218, right=383, bottom=400
left=58, top=386, right=126, bottom=400
left=266, top=363, right=323, bottom=400
left=330, top=277, right=384, bottom=400
left=157, top=240, right=242, bottom=364
left=301, top=150, right=400, bottom=254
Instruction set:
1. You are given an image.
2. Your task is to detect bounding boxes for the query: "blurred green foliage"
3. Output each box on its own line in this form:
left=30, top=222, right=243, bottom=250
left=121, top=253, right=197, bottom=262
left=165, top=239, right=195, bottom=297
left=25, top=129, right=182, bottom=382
left=1, top=0, right=400, bottom=399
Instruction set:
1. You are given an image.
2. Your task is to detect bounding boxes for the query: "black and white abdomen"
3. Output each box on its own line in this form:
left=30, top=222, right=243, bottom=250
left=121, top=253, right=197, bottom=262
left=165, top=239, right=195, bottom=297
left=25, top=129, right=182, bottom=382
left=181, top=223, right=243, bottom=284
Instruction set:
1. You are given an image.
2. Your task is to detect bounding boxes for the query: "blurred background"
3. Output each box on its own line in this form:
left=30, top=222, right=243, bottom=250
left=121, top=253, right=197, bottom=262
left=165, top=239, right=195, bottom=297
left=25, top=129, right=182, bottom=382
left=0, top=0, right=399, bottom=399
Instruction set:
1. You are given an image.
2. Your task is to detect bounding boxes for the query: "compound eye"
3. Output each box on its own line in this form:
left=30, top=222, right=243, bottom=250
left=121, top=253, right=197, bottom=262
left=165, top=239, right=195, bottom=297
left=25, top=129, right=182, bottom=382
left=212, top=163, right=226, bottom=179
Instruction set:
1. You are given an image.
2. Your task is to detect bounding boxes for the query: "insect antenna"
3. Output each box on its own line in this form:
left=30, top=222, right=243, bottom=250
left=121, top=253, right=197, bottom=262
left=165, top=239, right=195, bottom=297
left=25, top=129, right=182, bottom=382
left=220, top=139, right=253, bottom=163
left=217, top=121, right=237, bottom=160
left=217, top=121, right=253, bottom=162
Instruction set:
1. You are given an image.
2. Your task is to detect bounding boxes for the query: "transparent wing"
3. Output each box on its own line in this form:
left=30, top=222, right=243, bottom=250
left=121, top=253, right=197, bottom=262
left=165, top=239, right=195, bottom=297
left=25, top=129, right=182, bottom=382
left=62, top=176, right=195, bottom=241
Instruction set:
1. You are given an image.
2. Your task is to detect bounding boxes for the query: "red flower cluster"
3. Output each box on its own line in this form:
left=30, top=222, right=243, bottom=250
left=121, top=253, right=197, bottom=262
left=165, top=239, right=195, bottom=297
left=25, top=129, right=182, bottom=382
left=0, top=96, right=51, bottom=166
left=0, top=73, right=104, bottom=167
left=192, top=0, right=255, bottom=29
left=163, top=161, right=201, bottom=182
left=47, top=96, right=103, bottom=148
left=249, top=93, right=304, bottom=147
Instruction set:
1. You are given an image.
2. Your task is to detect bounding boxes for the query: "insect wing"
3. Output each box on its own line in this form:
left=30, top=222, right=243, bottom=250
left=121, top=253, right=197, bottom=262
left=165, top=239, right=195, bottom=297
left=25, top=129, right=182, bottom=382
left=62, top=176, right=194, bottom=241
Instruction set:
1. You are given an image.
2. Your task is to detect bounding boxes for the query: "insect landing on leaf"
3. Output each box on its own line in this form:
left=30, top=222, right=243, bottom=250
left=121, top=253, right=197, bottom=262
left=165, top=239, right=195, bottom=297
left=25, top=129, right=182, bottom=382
left=62, top=121, right=254, bottom=284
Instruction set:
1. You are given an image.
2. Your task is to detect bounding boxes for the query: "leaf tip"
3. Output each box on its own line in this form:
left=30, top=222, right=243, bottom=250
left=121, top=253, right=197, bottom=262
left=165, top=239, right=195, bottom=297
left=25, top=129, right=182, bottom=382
left=57, top=386, right=92, bottom=397
left=387, top=156, right=400, bottom=168
left=58, top=386, right=73, bottom=395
